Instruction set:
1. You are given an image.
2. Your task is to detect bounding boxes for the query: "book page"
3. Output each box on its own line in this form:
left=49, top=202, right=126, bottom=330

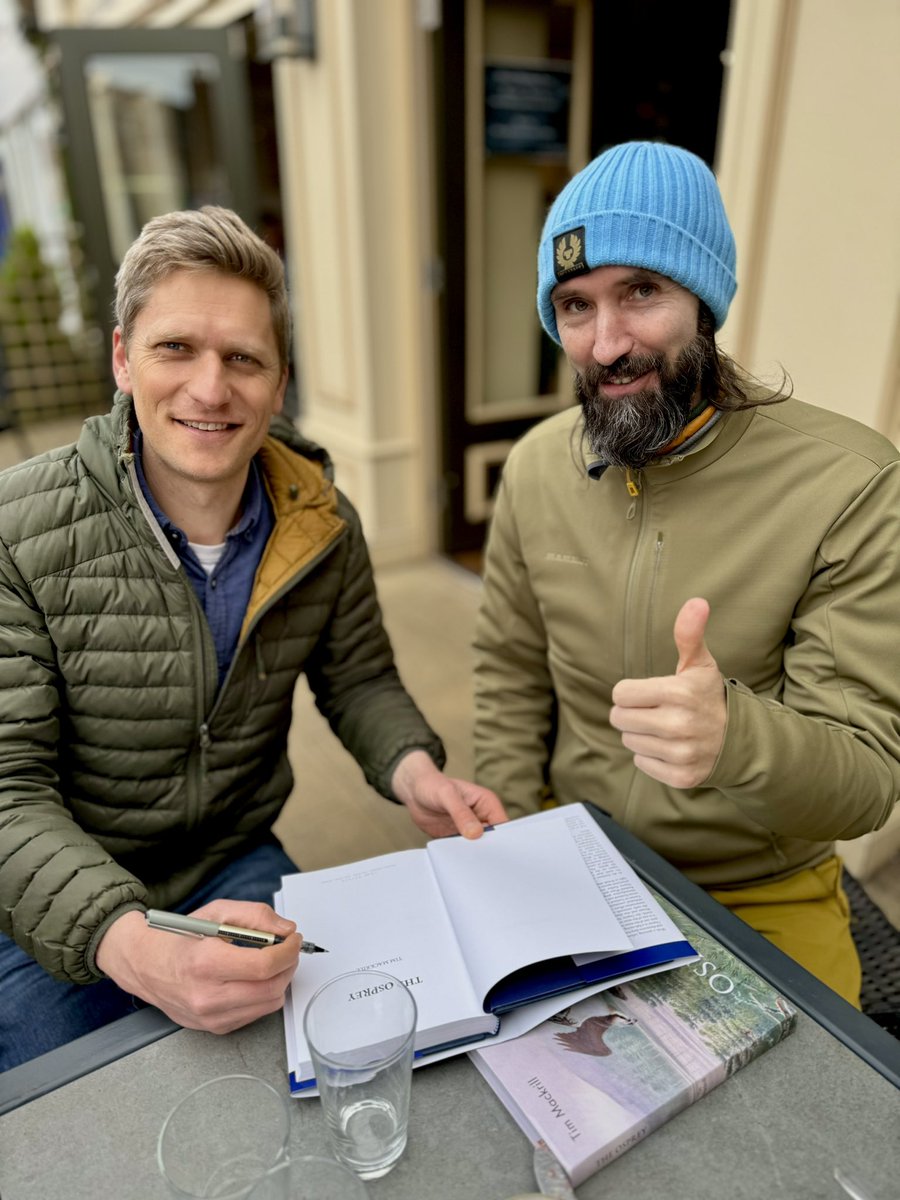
left=277, top=850, right=495, bottom=1079
left=426, top=805, right=633, bottom=1003
left=557, top=809, right=684, bottom=958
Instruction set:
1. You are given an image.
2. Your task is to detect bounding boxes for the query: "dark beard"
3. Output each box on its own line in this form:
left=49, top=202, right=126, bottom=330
left=575, top=334, right=711, bottom=470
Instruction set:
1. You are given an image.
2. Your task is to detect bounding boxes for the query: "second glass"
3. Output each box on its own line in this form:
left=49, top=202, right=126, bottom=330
left=303, top=971, right=417, bottom=1180
left=157, top=1074, right=290, bottom=1199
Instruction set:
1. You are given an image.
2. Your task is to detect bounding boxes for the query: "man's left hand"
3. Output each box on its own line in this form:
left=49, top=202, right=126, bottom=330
left=391, top=750, right=509, bottom=839
left=610, top=597, right=726, bottom=789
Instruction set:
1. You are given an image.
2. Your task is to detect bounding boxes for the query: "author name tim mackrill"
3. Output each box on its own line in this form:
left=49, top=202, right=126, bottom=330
left=527, top=1077, right=582, bottom=1142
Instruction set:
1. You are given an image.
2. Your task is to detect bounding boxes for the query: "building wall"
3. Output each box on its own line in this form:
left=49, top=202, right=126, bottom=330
left=717, top=0, right=899, bottom=441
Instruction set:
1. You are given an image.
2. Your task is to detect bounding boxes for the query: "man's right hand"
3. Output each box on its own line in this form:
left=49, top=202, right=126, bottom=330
left=95, top=900, right=301, bottom=1034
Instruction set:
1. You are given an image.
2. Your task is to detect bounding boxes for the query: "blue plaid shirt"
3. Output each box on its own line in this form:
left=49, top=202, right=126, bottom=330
left=133, top=431, right=274, bottom=688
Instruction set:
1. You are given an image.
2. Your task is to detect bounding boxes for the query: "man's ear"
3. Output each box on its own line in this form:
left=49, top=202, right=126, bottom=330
left=112, top=328, right=131, bottom=394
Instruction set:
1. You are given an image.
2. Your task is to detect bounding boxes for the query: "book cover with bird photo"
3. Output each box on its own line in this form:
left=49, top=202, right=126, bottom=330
left=469, top=892, right=797, bottom=1185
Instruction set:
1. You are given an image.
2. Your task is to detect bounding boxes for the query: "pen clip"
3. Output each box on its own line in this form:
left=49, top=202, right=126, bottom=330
left=145, top=910, right=207, bottom=939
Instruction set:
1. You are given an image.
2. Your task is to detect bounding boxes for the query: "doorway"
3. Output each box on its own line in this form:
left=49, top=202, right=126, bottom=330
left=436, top=0, right=733, bottom=564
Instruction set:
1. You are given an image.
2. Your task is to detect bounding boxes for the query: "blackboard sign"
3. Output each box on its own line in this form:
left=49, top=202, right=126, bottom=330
left=484, top=61, right=571, bottom=159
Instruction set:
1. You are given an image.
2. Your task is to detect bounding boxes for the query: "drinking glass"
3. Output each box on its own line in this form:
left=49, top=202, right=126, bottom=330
left=266, top=1155, right=368, bottom=1198
left=157, top=1074, right=290, bottom=1199
left=303, top=970, right=417, bottom=1180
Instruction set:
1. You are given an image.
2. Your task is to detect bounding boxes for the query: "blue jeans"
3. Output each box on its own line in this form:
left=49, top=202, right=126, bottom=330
left=0, top=838, right=299, bottom=1071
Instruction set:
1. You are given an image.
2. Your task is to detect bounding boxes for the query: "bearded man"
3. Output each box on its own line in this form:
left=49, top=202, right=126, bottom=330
left=473, top=141, right=900, bottom=1006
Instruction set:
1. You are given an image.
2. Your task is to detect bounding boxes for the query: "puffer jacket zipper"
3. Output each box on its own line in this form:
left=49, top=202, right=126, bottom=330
left=124, top=457, right=220, bottom=831
left=200, top=524, right=349, bottom=759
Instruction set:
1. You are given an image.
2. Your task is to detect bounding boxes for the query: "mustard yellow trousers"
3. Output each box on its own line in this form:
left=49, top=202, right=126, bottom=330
left=710, top=856, right=861, bottom=1008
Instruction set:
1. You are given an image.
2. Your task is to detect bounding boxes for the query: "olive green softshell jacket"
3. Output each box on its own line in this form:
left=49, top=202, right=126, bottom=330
left=0, top=395, right=443, bottom=983
left=474, top=397, right=900, bottom=889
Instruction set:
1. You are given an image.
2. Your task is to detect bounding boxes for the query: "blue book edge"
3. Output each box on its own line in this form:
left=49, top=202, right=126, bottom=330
left=487, top=939, right=696, bottom=1014
left=287, top=941, right=694, bottom=1092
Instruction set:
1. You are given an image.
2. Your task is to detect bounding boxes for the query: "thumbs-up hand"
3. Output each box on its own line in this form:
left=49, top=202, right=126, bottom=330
left=610, top=598, right=726, bottom=789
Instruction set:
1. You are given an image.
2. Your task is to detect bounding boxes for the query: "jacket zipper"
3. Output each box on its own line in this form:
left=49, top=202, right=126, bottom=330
left=200, top=525, right=349, bottom=737
left=187, top=531, right=347, bottom=829
left=187, top=586, right=218, bottom=830
left=621, top=471, right=646, bottom=680
left=196, top=722, right=211, bottom=822
left=621, top=475, right=661, bottom=833
left=645, top=531, right=665, bottom=677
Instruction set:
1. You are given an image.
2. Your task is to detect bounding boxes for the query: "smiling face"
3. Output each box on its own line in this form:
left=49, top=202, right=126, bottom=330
left=551, top=265, right=709, bottom=469
left=112, top=269, right=287, bottom=518
left=552, top=264, right=700, bottom=381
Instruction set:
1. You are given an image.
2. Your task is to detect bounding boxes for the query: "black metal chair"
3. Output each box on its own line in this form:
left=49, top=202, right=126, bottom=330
left=843, top=868, right=900, bottom=1039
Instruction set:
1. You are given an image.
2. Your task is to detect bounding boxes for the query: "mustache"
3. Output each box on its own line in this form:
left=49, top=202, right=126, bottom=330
left=581, top=353, right=667, bottom=391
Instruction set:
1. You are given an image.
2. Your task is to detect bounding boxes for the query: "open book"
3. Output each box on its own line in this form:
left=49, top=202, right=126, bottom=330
left=275, top=804, right=696, bottom=1093
left=470, top=891, right=797, bottom=1185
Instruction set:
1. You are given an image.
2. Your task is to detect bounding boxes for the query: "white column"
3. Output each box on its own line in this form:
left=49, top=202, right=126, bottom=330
left=273, top=0, right=437, bottom=564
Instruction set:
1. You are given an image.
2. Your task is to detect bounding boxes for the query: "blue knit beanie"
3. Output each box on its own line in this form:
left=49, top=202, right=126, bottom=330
left=537, top=142, right=737, bottom=344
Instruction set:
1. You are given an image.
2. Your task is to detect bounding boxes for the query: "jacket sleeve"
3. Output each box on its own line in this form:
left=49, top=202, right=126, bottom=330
left=0, top=540, right=147, bottom=984
left=706, top=461, right=900, bottom=841
left=302, top=499, right=445, bottom=797
left=472, top=474, right=556, bottom=817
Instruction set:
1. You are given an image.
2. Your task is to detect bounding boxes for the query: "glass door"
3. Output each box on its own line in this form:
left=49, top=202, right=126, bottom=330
left=52, top=27, right=259, bottom=353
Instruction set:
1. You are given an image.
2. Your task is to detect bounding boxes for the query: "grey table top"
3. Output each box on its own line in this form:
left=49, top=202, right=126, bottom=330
left=2, top=810, right=898, bottom=1199
left=0, top=1007, right=898, bottom=1200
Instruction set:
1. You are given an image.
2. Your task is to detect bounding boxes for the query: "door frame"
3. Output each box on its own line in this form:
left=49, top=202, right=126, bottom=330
left=51, top=27, right=259, bottom=350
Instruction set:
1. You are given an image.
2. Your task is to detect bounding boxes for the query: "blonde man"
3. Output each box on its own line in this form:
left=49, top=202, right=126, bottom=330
left=0, top=206, right=505, bottom=1069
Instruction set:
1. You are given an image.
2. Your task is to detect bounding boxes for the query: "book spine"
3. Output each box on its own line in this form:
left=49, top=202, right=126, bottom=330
left=569, top=1065, right=719, bottom=1184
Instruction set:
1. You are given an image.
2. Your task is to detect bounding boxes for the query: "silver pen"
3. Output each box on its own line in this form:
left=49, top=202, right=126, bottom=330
left=145, top=909, right=328, bottom=953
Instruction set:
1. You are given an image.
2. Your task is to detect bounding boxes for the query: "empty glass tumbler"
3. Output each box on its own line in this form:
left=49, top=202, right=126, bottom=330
left=157, top=1074, right=291, bottom=1199
left=303, top=971, right=417, bottom=1180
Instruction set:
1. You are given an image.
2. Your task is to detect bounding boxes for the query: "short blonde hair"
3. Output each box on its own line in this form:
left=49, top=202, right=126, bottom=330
left=114, top=206, right=291, bottom=368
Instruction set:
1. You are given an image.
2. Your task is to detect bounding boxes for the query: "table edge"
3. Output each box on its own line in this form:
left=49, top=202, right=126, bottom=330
left=2, top=804, right=897, bottom=1116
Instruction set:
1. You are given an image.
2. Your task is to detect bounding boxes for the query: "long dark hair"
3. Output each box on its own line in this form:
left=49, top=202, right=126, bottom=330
left=698, top=302, right=792, bottom=411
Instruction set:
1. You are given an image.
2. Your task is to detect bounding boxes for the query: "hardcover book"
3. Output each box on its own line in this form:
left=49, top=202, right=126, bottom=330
left=470, top=893, right=797, bottom=1185
left=275, top=804, right=697, bottom=1093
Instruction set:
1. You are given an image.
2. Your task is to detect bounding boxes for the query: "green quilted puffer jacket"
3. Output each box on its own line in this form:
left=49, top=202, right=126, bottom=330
left=0, top=394, right=444, bottom=984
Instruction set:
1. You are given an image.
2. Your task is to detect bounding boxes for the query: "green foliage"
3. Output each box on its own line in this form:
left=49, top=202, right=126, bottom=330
left=0, top=226, right=62, bottom=326
left=0, top=226, right=108, bottom=425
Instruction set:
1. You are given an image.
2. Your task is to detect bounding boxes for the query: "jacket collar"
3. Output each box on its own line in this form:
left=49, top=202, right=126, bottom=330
left=585, top=405, right=727, bottom=482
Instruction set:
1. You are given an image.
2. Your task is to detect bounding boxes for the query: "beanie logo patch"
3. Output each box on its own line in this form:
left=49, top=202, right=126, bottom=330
left=554, top=227, right=588, bottom=281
